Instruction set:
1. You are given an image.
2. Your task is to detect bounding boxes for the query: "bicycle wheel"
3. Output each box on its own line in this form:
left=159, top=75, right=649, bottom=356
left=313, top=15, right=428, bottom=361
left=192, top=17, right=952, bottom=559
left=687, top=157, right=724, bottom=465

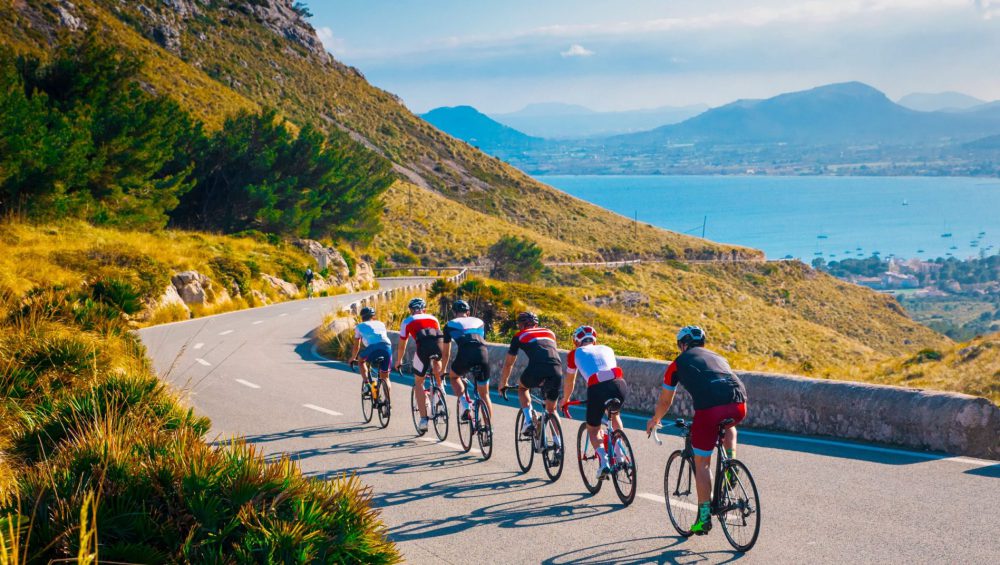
left=664, top=450, right=698, bottom=537
left=456, top=396, right=473, bottom=452
left=576, top=423, right=602, bottom=494
left=432, top=387, right=449, bottom=441
left=376, top=379, right=391, bottom=428
left=476, top=402, right=493, bottom=460
left=514, top=410, right=534, bottom=472
left=360, top=378, right=374, bottom=424
left=410, top=387, right=426, bottom=436
left=610, top=430, right=637, bottom=506
left=542, top=414, right=564, bottom=481
left=718, top=459, right=761, bottom=552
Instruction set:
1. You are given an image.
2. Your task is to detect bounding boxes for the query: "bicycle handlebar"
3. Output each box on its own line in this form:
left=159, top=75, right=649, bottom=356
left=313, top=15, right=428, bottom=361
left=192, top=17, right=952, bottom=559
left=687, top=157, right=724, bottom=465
left=500, top=385, right=518, bottom=402
left=561, top=399, right=584, bottom=418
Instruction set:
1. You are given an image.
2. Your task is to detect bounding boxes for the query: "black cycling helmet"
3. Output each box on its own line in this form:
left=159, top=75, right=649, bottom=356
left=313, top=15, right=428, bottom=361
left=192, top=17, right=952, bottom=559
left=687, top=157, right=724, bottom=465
left=676, top=325, right=707, bottom=347
left=360, top=306, right=375, bottom=321
left=516, top=311, right=539, bottom=327
left=452, top=299, right=470, bottom=313
left=408, top=297, right=426, bottom=311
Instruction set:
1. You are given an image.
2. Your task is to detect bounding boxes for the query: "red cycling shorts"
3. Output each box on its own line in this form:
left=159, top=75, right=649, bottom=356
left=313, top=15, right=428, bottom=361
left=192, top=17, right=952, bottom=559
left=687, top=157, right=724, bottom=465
left=690, top=402, right=746, bottom=456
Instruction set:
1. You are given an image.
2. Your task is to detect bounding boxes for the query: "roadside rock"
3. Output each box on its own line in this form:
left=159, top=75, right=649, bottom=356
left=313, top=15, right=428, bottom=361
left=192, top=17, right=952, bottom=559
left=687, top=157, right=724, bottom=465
left=262, top=274, right=298, bottom=298
left=251, top=289, right=271, bottom=306
left=292, top=239, right=375, bottom=291
left=171, top=271, right=210, bottom=305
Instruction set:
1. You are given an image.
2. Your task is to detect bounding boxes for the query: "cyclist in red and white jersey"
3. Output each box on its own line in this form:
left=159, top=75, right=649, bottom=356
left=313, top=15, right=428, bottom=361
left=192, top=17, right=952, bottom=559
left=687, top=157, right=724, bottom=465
left=559, top=326, right=628, bottom=480
left=394, top=297, right=445, bottom=433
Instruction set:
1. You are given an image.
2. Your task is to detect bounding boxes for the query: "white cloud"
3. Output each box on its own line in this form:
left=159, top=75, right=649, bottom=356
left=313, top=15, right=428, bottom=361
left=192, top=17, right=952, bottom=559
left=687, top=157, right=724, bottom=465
left=561, top=44, right=595, bottom=57
left=316, top=26, right=348, bottom=55
left=976, top=0, right=1000, bottom=19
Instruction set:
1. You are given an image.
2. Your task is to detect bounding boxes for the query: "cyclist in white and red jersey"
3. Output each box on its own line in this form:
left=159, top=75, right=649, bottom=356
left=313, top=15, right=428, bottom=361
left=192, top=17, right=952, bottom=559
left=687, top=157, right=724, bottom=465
left=559, top=325, right=627, bottom=480
left=500, top=312, right=562, bottom=435
left=394, top=297, right=444, bottom=432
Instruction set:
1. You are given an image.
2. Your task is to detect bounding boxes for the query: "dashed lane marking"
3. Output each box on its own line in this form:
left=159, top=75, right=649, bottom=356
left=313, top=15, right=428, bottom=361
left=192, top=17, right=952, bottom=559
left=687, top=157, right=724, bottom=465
left=195, top=358, right=211, bottom=366
left=303, top=404, right=343, bottom=416
left=252, top=320, right=264, bottom=325
left=235, top=379, right=260, bottom=389
left=637, top=492, right=698, bottom=512
left=193, top=342, right=204, bottom=350
left=218, top=330, right=234, bottom=336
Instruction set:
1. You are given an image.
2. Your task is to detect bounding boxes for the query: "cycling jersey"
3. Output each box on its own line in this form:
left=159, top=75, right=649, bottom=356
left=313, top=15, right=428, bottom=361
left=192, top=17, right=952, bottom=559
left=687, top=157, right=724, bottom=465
left=399, top=313, right=443, bottom=342
left=355, top=321, right=392, bottom=347
left=662, top=346, right=747, bottom=411
left=508, top=327, right=561, bottom=366
left=567, top=344, right=623, bottom=387
left=443, top=316, right=486, bottom=347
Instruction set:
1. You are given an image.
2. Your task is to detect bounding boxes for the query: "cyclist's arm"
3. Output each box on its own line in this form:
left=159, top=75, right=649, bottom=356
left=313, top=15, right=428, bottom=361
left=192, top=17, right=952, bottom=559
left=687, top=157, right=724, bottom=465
left=647, top=361, right=680, bottom=434
left=394, top=335, right=408, bottom=369
left=442, top=340, right=452, bottom=369
left=561, top=349, right=577, bottom=407
left=350, top=337, right=362, bottom=362
left=499, top=353, right=517, bottom=389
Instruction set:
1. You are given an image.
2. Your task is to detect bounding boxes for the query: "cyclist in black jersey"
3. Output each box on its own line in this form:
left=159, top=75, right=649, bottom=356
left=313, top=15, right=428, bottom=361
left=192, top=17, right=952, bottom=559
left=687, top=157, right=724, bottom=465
left=499, top=311, right=562, bottom=435
left=443, top=299, right=492, bottom=422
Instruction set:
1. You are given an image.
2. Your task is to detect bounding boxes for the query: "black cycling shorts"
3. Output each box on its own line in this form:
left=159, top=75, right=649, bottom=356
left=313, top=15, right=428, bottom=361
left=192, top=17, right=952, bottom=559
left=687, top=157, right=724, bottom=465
left=452, top=345, right=491, bottom=383
left=586, top=379, right=627, bottom=427
left=413, top=337, right=444, bottom=377
left=519, top=363, right=562, bottom=402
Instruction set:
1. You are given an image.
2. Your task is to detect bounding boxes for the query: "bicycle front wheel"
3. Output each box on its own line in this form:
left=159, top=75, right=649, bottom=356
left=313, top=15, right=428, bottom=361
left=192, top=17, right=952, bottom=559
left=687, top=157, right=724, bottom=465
left=576, top=423, right=602, bottom=494
left=718, top=459, right=761, bottom=552
left=457, top=396, right=473, bottom=452
left=542, top=415, right=564, bottom=481
left=610, top=430, right=637, bottom=506
left=376, top=379, right=391, bottom=428
left=664, top=450, right=698, bottom=537
left=360, top=378, right=374, bottom=423
left=476, top=402, right=493, bottom=460
left=432, top=387, right=449, bottom=441
left=514, top=410, right=534, bottom=472
left=410, top=388, right=426, bottom=436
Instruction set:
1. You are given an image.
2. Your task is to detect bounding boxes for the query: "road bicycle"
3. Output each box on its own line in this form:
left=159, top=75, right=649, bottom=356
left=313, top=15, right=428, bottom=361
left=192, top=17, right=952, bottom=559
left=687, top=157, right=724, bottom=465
left=501, top=386, right=564, bottom=481
left=409, top=365, right=449, bottom=440
left=455, top=367, right=493, bottom=459
left=351, top=358, right=390, bottom=428
left=563, top=398, right=637, bottom=506
left=652, top=418, right=761, bottom=552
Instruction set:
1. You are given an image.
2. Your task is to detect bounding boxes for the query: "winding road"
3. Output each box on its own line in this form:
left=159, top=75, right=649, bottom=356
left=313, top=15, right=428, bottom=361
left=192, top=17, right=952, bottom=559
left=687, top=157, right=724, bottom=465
left=139, top=279, right=999, bottom=564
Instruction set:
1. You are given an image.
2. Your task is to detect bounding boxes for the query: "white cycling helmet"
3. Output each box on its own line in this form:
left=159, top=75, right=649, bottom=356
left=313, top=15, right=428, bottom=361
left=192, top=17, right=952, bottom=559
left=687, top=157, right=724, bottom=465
left=676, top=325, right=707, bottom=346
left=573, top=325, right=598, bottom=347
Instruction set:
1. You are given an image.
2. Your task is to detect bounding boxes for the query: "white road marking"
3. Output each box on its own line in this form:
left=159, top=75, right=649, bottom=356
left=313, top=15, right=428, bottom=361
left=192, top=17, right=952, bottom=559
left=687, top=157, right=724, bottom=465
left=303, top=404, right=343, bottom=416
left=235, top=379, right=260, bottom=389
left=638, top=492, right=698, bottom=512
left=193, top=342, right=204, bottom=350
left=252, top=320, right=263, bottom=325
left=218, top=329, right=234, bottom=336
left=417, top=436, right=481, bottom=454
left=279, top=313, right=288, bottom=317
left=195, top=358, right=211, bottom=366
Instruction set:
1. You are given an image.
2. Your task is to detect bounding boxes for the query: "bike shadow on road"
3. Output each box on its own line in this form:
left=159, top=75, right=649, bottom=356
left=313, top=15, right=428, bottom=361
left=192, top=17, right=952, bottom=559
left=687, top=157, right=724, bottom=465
left=388, top=492, right=620, bottom=542
left=541, top=535, right=745, bottom=565
left=298, top=439, right=486, bottom=479
left=222, top=423, right=380, bottom=446
left=370, top=471, right=550, bottom=508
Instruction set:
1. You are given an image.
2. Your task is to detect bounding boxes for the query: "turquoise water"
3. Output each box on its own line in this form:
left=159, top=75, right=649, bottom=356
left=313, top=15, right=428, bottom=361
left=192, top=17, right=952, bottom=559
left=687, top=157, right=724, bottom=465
left=535, top=175, right=1000, bottom=261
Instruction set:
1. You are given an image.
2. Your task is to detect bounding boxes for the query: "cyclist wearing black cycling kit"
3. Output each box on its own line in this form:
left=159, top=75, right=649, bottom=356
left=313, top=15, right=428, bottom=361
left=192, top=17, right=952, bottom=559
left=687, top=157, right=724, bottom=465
left=443, top=300, right=493, bottom=423
left=645, top=325, right=748, bottom=536
left=500, top=312, right=562, bottom=435
left=394, top=298, right=445, bottom=433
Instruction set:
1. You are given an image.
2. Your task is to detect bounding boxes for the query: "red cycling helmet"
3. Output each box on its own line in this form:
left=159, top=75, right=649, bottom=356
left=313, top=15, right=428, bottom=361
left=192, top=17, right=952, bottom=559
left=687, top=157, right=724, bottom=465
left=573, top=325, right=598, bottom=347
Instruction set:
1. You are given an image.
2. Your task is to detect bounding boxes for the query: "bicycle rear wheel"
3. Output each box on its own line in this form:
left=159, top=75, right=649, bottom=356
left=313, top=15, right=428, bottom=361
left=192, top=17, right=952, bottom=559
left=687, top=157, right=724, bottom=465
left=576, top=423, right=602, bottom=494
left=476, top=402, right=493, bottom=460
left=376, top=379, right=391, bottom=428
left=457, top=396, right=473, bottom=452
left=610, top=430, right=637, bottom=506
left=360, top=378, right=374, bottom=424
left=542, top=415, right=564, bottom=481
left=432, top=387, right=449, bottom=441
left=514, top=410, right=534, bottom=472
left=718, top=459, right=761, bottom=552
left=664, top=450, right=697, bottom=537
left=410, top=387, right=426, bottom=436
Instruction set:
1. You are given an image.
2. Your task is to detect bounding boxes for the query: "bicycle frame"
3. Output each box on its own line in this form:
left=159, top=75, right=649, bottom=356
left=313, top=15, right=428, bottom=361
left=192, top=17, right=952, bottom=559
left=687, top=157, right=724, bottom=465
left=654, top=419, right=738, bottom=514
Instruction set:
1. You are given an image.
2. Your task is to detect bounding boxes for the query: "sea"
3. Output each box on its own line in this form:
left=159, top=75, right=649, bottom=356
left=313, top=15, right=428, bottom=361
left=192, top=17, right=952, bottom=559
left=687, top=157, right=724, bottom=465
left=534, top=175, right=1000, bottom=262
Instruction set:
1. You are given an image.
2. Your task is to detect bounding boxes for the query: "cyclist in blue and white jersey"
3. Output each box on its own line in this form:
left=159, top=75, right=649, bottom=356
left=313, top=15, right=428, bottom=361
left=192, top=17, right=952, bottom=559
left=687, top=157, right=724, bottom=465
left=349, top=307, right=393, bottom=394
left=443, top=300, right=492, bottom=422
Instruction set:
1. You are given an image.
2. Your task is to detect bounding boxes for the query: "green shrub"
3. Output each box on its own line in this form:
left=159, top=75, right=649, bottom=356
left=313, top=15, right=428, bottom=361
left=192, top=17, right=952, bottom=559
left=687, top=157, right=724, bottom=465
left=209, top=255, right=252, bottom=296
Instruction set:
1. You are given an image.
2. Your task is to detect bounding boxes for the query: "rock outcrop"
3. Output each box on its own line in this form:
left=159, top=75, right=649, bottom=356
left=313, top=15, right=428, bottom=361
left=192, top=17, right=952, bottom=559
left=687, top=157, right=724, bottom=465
left=293, top=239, right=376, bottom=292
left=262, top=274, right=298, bottom=298
left=171, top=271, right=210, bottom=304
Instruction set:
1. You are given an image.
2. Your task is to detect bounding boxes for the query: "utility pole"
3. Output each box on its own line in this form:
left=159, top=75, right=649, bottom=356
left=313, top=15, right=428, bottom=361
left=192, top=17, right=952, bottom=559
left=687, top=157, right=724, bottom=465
left=701, top=215, right=707, bottom=239
left=633, top=210, right=638, bottom=262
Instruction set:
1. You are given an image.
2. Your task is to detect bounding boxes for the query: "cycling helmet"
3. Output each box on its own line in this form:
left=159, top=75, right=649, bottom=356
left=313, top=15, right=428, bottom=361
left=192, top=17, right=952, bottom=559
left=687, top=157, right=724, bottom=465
left=676, top=325, right=707, bottom=347
left=573, top=325, right=598, bottom=347
left=408, top=297, right=426, bottom=311
left=516, top=311, right=539, bottom=327
left=452, top=299, right=470, bottom=313
left=359, top=306, right=375, bottom=321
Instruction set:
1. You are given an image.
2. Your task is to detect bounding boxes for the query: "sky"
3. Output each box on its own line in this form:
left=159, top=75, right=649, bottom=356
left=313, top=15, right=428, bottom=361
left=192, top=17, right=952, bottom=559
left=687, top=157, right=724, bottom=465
left=307, top=0, right=1000, bottom=113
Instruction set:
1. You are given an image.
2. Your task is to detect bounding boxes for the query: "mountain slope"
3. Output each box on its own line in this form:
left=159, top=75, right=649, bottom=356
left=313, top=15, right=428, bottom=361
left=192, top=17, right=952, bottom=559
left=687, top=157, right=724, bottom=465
left=492, top=103, right=708, bottom=138
left=421, top=105, right=542, bottom=152
left=898, top=91, right=986, bottom=112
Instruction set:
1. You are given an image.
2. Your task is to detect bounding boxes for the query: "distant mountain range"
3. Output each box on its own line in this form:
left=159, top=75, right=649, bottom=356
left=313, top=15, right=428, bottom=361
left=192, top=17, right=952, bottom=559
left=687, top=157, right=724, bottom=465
left=897, top=91, right=987, bottom=112
left=489, top=102, right=708, bottom=139
left=420, top=106, right=542, bottom=152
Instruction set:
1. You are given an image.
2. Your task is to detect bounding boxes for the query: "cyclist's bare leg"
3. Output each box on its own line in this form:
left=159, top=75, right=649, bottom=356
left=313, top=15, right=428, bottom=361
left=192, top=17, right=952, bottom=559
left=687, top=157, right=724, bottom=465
left=586, top=423, right=604, bottom=451
left=414, top=374, right=428, bottom=417
left=610, top=413, right=624, bottom=432
left=477, top=383, right=492, bottom=418
left=693, top=454, right=713, bottom=504
left=449, top=369, right=466, bottom=399
left=379, top=369, right=391, bottom=393
left=358, top=359, right=370, bottom=379
left=517, top=385, right=531, bottom=410
left=544, top=398, right=557, bottom=415
left=432, top=358, right=445, bottom=388
left=724, top=426, right=737, bottom=453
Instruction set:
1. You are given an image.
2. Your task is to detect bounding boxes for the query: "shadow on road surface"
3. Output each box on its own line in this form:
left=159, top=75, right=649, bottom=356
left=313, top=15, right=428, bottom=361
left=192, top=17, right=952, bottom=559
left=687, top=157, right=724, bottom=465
left=965, top=463, right=1000, bottom=478
left=541, top=535, right=744, bottom=564
left=371, top=471, right=550, bottom=508
left=389, top=492, right=620, bottom=542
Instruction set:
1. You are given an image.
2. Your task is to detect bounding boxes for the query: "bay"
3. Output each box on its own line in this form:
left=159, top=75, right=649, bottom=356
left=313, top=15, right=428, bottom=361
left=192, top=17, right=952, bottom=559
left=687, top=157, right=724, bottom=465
left=536, top=175, right=1000, bottom=261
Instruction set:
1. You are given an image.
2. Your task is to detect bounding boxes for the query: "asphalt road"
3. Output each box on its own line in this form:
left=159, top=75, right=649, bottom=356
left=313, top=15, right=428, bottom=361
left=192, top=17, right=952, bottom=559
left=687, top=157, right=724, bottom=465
left=139, top=281, right=1000, bottom=564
